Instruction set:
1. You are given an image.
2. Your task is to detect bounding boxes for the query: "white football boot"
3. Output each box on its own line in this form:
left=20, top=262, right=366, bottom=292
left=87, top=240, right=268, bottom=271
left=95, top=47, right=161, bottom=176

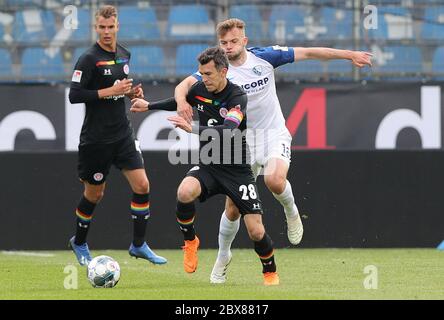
left=210, top=252, right=232, bottom=284
left=287, top=210, right=304, bottom=245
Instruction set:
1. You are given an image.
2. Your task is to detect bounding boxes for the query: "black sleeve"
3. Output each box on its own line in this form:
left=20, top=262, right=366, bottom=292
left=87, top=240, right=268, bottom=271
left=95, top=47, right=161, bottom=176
left=194, top=91, right=247, bottom=135
left=149, top=97, right=177, bottom=111
left=69, top=54, right=99, bottom=104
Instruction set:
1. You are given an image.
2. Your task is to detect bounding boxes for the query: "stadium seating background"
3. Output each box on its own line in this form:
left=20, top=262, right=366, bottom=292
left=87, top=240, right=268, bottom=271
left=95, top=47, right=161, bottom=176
left=0, top=0, right=443, bottom=82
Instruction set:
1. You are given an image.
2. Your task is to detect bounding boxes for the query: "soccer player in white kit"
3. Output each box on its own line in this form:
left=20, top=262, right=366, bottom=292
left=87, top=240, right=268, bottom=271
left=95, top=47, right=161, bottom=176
left=175, top=19, right=372, bottom=284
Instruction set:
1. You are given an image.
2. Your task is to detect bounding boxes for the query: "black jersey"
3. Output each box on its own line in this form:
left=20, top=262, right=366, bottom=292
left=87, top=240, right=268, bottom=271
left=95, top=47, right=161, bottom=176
left=69, top=42, right=133, bottom=145
left=186, top=80, right=248, bottom=165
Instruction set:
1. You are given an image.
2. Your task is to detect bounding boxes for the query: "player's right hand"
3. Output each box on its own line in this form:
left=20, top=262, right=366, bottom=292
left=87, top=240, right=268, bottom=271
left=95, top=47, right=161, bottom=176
left=177, top=100, right=193, bottom=124
left=130, top=98, right=149, bottom=112
left=114, top=78, right=133, bottom=96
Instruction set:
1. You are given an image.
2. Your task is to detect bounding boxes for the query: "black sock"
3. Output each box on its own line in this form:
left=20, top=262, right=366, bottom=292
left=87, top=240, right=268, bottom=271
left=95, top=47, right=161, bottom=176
left=131, top=193, right=150, bottom=247
left=74, top=196, right=96, bottom=245
left=176, top=201, right=196, bottom=241
left=254, top=233, right=277, bottom=273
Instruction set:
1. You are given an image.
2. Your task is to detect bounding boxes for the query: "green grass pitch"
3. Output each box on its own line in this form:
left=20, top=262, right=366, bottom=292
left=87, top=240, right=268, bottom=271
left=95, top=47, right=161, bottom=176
left=1, top=248, right=443, bottom=300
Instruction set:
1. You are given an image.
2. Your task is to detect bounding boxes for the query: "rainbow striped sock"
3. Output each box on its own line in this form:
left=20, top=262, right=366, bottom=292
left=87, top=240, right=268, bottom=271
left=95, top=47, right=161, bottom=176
left=176, top=201, right=196, bottom=241
left=131, top=193, right=150, bottom=247
left=74, top=196, right=96, bottom=245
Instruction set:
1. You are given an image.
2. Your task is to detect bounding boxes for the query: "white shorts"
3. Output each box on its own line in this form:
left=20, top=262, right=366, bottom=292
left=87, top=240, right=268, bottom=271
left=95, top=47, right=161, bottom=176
left=247, top=129, right=292, bottom=178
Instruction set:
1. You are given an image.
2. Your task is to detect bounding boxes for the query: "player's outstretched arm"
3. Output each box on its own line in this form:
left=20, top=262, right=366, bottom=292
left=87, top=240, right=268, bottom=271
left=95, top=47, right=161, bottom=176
left=130, top=97, right=177, bottom=113
left=175, top=76, right=198, bottom=123
left=294, top=47, right=372, bottom=68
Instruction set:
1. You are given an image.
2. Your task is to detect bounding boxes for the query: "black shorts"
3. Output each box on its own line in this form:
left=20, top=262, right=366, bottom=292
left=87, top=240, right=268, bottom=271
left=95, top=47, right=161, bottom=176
left=78, top=135, right=144, bottom=185
left=186, top=164, right=263, bottom=215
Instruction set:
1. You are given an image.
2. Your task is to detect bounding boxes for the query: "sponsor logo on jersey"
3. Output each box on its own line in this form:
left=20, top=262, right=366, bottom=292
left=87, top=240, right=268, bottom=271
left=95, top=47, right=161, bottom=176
left=197, top=104, right=204, bottom=112
left=123, top=64, right=129, bottom=75
left=241, top=77, right=269, bottom=91
left=103, top=79, right=126, bottom=101
left=103, top=69, right=112, bottom=75
left=252, top=65, right=263, bottom=76
left=72, top=70, right=82, bottom=82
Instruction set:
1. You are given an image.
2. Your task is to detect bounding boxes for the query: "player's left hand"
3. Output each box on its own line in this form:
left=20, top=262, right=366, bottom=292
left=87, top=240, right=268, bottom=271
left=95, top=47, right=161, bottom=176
left=350, top=51, right=373, bottom=68
left=127, top=83, right=144, bottom=99
left=130, top=98, right=149, bottom=112
left=168, top=115, right=192, bottom=133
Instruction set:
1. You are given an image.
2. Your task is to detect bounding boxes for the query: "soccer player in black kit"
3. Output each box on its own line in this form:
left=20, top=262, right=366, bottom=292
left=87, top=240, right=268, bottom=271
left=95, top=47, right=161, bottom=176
left=68, top=5, right=166, bottom=266
left=131, top=47, right=279, bottom=285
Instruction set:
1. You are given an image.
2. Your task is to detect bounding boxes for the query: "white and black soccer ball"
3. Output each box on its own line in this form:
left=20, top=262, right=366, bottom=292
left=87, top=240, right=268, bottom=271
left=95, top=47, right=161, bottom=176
left=87, top=255, right=120, bottom=288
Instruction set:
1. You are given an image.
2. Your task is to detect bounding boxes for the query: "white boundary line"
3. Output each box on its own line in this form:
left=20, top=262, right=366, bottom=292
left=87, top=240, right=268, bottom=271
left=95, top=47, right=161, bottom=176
left=1, top=251, right=55, bottom=257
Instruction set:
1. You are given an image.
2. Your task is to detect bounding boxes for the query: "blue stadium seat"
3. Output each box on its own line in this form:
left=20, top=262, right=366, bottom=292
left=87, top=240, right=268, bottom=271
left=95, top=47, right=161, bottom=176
left=229, top=5, right=264, bottom=41
left=6, top=0, right=42, bottom=6
left=129, top=46, right=165, bottom=76
left=167, top=5, right=214, bottom=40
left=118, top=6, right=160, bottom=41
left=69, top=9, right=91, bottom=42
left=432, top=46, right=444, bottom=79
left=0, top=49, right=12, bottom=76
left=13, top=9, right=56, bottom=42
left=21, top=47, right=64, bottom=78
left=421, top=7, right=444, bottom=40
left=71, top=46, right=89, bottom=69
left=319, top=8, right=353, bottom=40
left=364, top=7, right=413, bottom=40
left=278, top=59, right=323, bottom=75
left=370, top=45, right=422, bottom=75
left=175, top=44, right=208, bottom=76
left=269, top=5, right=319, bottom=41
left=326, top=59, right=353, bottom=76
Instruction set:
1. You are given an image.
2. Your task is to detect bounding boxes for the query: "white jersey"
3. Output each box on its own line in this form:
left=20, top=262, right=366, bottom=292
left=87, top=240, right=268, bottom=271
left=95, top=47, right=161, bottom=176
left=228, top=46, right=295, bottom=136
left=194, top=46, right=294, bottom=144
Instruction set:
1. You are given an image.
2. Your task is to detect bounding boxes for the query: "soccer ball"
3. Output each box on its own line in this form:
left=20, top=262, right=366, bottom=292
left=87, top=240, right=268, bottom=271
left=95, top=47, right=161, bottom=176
left=87, top=255, right=120, bottom=288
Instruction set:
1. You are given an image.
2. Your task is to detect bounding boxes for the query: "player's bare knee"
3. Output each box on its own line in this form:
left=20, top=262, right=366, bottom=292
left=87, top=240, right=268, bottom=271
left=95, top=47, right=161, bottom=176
left=134, top=178, right=149, bottom=194
left=246, top=223, right=265, bottom=242
left=177, top=186, right=198, bottom=203
left=264, top=174, right=286, bottom=194
left=84, top=190, right=104, bottom=203
left=248, top=228, right=265, bottom=242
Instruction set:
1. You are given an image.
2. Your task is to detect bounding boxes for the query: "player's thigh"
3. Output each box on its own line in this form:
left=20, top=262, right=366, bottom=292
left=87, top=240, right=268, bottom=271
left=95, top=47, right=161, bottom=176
left=184, top=165, right=221, bottom=203
left=264, top=158, right=289, bottom=184
left=114, top=136, right=145, bottom=172
left=224, top=196, right=240, bottom=221
left=263, top=133, right=291, bottom=177
left=78, top=143, right=113, bottom=185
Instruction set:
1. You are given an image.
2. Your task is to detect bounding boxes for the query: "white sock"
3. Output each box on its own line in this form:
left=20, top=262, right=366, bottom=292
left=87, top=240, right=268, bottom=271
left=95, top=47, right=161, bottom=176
left=272, top=180, right=299, bottom=219
left=217, top=211, right=240, bottom=261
